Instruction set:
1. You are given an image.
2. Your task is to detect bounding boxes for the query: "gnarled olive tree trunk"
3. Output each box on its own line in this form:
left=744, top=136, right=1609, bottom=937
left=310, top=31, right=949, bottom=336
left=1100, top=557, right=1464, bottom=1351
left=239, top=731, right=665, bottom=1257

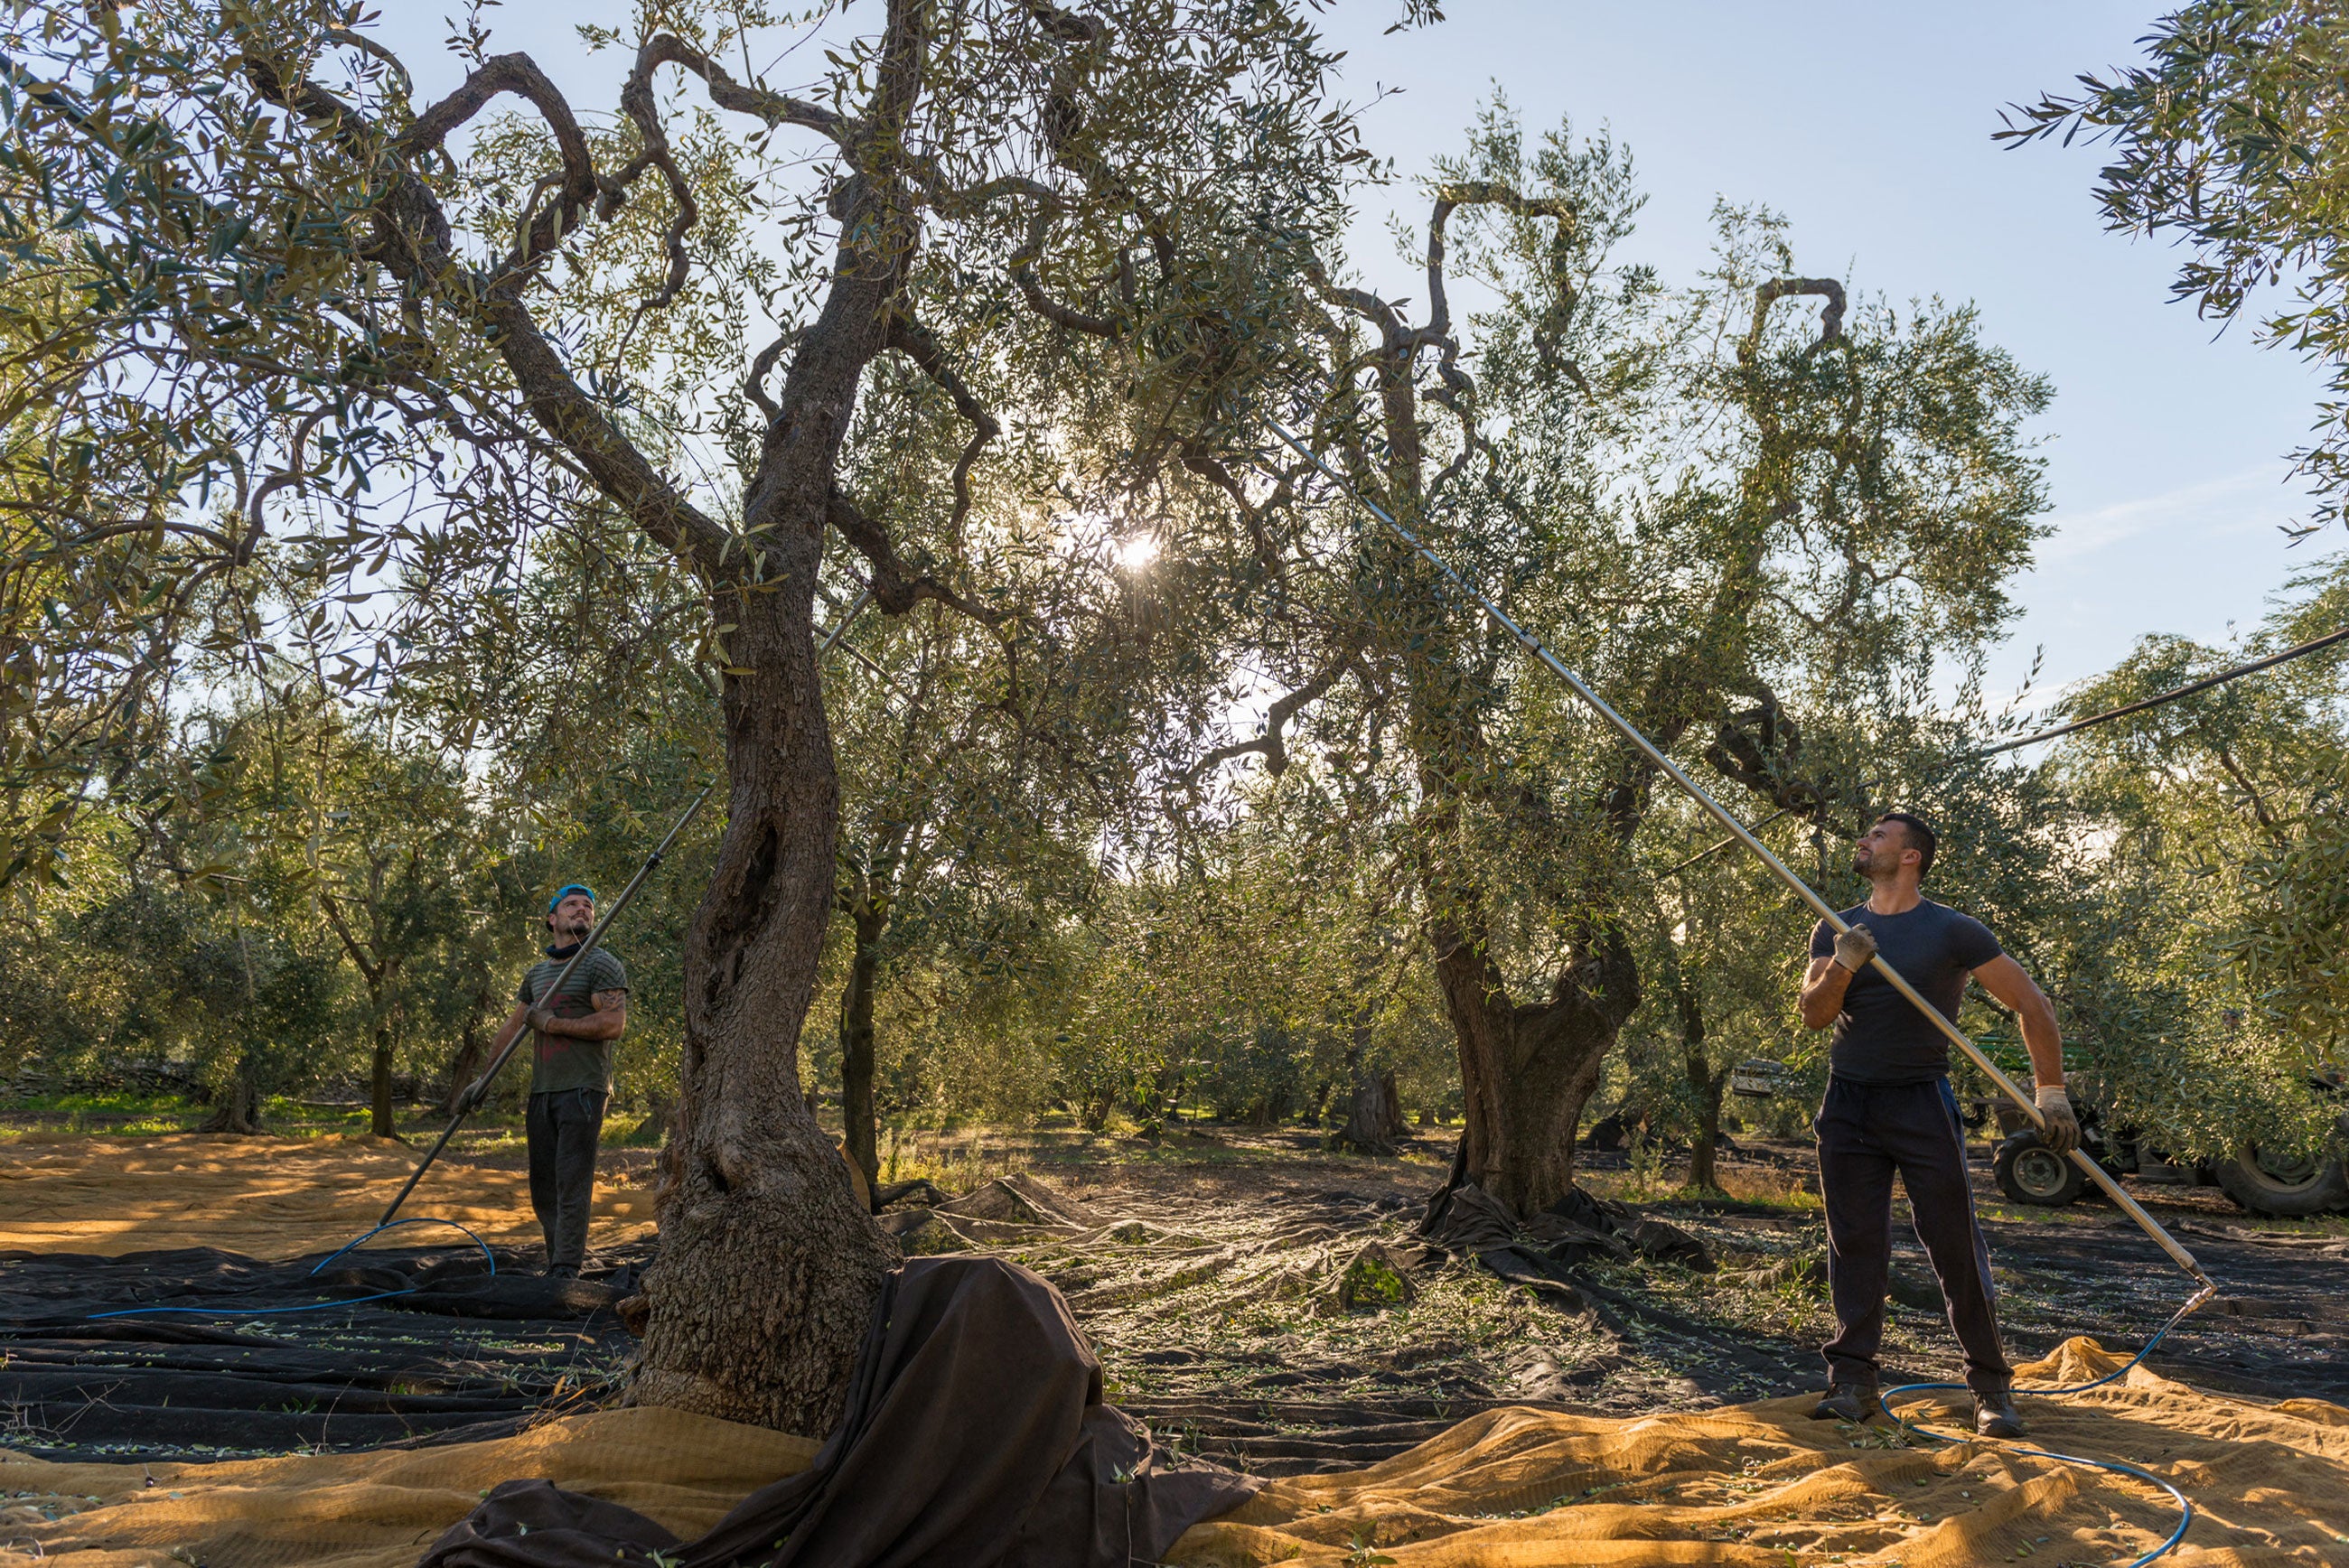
left=1431, top=913, right=1639, bottom=1212
left=201, top=1053, right=265, bottom=1135
left=632, top=584, right=898, bottom=1434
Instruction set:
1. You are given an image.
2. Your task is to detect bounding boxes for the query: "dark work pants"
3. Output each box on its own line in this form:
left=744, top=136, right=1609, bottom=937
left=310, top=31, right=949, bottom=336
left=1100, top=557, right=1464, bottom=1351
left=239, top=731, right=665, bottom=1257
left=1816, top=1076, right=2011, bottom=1395
left=526, top=1088, right=607, bottom=1274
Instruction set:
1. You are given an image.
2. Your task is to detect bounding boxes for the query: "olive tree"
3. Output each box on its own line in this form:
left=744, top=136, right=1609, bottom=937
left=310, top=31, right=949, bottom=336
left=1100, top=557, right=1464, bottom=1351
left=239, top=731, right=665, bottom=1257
left=2002, top=0, right=2349, bottom=527
left=2, top=0, right=1369, bottom=1432
left=2046, top=567, right=2349, bottom=1157
left=1193, top=107, right=2052, bottom=1212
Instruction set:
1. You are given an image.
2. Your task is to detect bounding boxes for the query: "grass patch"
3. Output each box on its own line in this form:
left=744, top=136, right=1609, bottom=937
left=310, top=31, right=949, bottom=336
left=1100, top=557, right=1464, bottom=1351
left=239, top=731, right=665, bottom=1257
left=877, top=1127, right=1039, bottom=1191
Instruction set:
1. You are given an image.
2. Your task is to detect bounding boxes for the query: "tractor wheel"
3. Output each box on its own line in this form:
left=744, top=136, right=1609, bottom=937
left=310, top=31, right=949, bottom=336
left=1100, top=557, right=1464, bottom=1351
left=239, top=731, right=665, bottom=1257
left=1994, top=1133, right=2086, bottom=1208
left=2210, top=1143, right=2349, bottom=1218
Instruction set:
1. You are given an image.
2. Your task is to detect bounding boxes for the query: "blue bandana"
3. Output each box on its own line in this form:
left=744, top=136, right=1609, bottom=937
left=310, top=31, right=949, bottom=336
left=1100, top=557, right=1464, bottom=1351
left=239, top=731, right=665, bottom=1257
left=547, top=882, right=596, bottom=913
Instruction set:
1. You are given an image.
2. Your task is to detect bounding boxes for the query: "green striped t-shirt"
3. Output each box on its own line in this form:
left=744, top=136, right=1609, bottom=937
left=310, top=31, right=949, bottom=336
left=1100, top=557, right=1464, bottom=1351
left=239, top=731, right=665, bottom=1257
left=518, top=946, right=628, bottom=1095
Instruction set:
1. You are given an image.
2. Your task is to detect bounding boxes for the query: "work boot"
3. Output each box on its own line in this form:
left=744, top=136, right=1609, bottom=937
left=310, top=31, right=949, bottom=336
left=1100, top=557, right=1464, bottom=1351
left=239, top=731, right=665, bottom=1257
left=1810, top=1383, right=1884, bottom=1423
left=546, top=1264, right=579, bottom=1281
left=1974, top=1389, right=2026, bottom=1439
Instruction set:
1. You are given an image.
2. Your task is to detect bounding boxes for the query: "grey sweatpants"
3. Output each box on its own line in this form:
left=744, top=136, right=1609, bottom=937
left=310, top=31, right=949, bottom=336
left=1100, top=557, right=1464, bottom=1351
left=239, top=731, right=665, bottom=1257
left=526, top=1087, right=607, bottom=1274
left=1816, top=1076, right=2012, bottom=1395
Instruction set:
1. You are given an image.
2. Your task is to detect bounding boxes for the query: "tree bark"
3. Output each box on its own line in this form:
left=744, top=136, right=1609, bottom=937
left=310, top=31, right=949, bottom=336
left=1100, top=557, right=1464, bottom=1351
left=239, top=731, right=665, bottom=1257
left=443, top=990, right=494, bottom=1117
left=838, top=901, right=884, bottom=1198
left=1677, top=981, right=1726, bottom=1192
left=370, top=1016, right=397, bottom=1138
left=1688, top=1061, right=1727, bottom=1192
left=615, top=14, right=933, bottom=1429
left=1433, top=913, right=1639, bottom=1213
left=201, top=1053, right=264, bottom=1134
left=1651, top=901, right=1727, bottom=1192
left=628, top=541, right=898, bottom=1440
left=1331, top=1003, right=1404, bottom=1154
left=1334, top=1069, right=1403, bottom=1154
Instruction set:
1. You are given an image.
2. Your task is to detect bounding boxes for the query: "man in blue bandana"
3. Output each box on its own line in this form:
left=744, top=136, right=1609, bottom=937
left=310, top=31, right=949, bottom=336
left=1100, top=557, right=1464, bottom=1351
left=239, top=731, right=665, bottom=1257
left=488, top=883, right=630, bottom=1277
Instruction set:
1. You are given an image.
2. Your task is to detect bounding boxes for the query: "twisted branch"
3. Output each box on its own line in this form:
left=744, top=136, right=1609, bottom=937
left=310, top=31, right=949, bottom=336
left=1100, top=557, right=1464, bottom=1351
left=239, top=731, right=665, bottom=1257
left=826, top=488, right=999, bottom=623
left=1187, top=639, right=1362, bottom=780
left=398, top=53, right=599, bottom=284
left=1744, top=277, right=1847, bottom=362
left=886, top=316, right=1000, bottom=532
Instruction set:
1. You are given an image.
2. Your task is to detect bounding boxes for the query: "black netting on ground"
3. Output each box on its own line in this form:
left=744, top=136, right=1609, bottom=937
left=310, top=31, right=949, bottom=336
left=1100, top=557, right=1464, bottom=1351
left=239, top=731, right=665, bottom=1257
left=0, top=1241, right=649, bottom=1461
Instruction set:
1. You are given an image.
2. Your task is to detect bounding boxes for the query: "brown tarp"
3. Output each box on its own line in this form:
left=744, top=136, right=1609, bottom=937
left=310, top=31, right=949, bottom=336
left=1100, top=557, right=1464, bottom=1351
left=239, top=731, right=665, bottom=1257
left=417, top=1255, right=1258, bottom=1568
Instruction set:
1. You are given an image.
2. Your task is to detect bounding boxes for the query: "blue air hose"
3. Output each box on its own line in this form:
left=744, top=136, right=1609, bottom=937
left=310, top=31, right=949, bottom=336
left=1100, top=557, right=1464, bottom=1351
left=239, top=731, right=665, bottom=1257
left=1881, top=1290, right=2211, bottom=1568
left=86, top=1215, right=496, bottom=1320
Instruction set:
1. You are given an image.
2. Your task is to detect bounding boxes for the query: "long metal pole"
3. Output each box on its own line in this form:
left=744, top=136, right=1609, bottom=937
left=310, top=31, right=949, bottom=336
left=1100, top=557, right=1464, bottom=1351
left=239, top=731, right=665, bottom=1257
left=1973, top=622, right=2349, bottom=760
left=1671, top=622, right=2349, bottom=877
left=819, top=585, right=873, bottom=655
left=1260, top=413, right=2214, bottom=1292
left=377, top=783, right=715, bottom=1228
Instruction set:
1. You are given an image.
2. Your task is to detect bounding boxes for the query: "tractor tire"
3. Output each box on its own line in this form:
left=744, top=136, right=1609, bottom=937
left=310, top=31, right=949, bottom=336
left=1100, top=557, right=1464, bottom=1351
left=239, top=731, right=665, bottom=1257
left=2210, top=1143, right=2349, bottom=1218
left=1994, top=1133, right=2087, bottom=1209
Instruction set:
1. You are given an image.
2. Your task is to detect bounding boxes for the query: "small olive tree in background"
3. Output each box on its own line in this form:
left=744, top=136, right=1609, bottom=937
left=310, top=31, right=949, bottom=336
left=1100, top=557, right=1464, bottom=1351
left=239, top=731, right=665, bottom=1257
left=2045, top=562, right=2349, bottom=1161
left=1618, top=840, right=1813, bottom=1192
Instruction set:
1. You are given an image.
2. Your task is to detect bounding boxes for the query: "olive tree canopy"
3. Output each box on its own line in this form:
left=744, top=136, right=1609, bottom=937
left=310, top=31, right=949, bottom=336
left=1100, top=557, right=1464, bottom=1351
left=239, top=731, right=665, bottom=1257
left=1, top=0, right=1379, bottom=1431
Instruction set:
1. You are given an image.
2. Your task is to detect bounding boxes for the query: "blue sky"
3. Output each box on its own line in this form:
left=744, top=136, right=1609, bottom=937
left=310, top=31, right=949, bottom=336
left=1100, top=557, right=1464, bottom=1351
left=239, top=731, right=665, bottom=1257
left=376, top=2, right=2327, bottom=714
left=1307, top=3, right=2327, bottom=713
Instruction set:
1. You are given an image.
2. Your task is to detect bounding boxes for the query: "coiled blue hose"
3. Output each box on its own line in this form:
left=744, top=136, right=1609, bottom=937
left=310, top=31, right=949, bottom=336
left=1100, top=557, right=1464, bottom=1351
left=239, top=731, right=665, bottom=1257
left=86, top=1215, right=497, bottom=1320
left=1881, top=1292, right=2208, bottom=1568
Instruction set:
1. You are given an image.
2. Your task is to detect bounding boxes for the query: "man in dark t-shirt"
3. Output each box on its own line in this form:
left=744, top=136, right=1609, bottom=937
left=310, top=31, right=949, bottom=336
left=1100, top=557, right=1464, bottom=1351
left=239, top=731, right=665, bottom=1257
left=463, top=883, right=629, bottom=1277
left=1797, top=812, right=2078, bottom=1439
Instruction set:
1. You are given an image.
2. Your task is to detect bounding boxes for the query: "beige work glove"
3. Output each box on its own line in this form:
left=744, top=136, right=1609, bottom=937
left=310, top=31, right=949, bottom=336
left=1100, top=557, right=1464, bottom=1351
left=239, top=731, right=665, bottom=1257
left=524, top=1004, right=558, bottom=1035
left=1831, top=923, right=1876, bottom=974
left=2035, top=1084, right=2080, bottom=1157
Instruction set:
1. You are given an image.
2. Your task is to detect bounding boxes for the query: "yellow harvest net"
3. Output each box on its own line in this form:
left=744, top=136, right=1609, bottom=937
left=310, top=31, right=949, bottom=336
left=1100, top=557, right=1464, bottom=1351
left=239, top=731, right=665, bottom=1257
left=2, top=1340, right=2344, bottom=1566
left=0, top=1134, right=655, bottom=1257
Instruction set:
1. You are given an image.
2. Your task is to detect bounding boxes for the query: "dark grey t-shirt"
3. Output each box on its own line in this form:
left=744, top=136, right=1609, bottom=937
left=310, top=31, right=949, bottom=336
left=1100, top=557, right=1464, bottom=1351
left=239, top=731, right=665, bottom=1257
left=1808, top=899, right=2001, bottom=1084
left=518, top=945, right=628, bottom=1096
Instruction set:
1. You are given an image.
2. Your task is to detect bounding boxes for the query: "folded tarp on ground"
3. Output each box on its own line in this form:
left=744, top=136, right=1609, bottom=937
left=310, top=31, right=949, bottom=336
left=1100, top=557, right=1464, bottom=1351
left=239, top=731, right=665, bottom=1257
left=419, top=1256, right=1255, bottom=1568
left=0, top=1244, right=646, bottom=1461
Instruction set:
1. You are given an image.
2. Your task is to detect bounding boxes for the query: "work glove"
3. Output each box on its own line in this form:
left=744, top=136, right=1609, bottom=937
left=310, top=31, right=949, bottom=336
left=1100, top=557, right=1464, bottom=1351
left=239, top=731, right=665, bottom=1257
left=1831, top=923, right=1876, bottom=974
left=2035, top=1084, right=2081, bottom=1157
left=524, top=1004, right=557, bottom=1035
left=454, top=1078, right=489, bottom=1115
